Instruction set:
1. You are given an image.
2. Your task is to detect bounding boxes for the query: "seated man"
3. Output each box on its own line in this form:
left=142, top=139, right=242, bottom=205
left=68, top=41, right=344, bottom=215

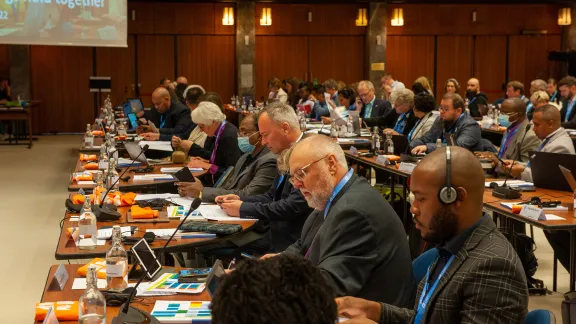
left=138, top=87, right=192, bottom=141
left=559, top=76, right=576, bottom=129
left=356, top=80, right=397, bottom=129
left=217, top=102, right=313, bottom=253
left=309, top=84, right=331, bottom=121
left=477, top=98, right=540, bottom=174
left=465, top=78, right=489, bottom=118
left=176, top=114, right=277, bottom=202
left=410, top=93, right=482, bottom=154
left=337, top=147, right=528, bottom=324
left=264, top=135, right=414, bottom=306
left=211, top=255, right=338, bottom=324
left=383, top=88, right=418, bottom=137
left=505, top=104, right=575, bottom=182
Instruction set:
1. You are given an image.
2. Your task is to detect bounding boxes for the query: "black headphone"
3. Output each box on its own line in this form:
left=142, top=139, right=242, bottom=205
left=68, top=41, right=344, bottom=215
left=438, top=146, right=458, bottom=204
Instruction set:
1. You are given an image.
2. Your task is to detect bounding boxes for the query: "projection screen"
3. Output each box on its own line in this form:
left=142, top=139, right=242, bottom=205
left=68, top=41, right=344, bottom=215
left=0, top=0, right=127, bottom=47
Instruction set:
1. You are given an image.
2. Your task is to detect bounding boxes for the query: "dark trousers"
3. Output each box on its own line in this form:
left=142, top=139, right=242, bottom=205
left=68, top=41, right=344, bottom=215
left=545, top=230, right=576, bottom=273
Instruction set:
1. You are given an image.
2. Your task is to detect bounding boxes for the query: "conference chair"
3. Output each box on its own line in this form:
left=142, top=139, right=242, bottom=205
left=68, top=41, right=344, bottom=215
left=412, top=248, right=438, bottom=283
left=525, top=309, right=556, bottom=324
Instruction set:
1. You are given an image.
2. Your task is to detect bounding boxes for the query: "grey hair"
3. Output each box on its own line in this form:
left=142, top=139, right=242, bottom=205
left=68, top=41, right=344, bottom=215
left=531, top=79, right=547, bottom=92
left=259, top=102, right=300, bottom=130
left=358, top=80, right=375, bottom=91
left=323, top=79, right=338, bottom=91
left=389, top=88, right=415, bottom=108
left=191, top=101, right=226, bottom=125
left=530, top=90, right=549, bottom=104
left=278, top=135, right=348, bottom=174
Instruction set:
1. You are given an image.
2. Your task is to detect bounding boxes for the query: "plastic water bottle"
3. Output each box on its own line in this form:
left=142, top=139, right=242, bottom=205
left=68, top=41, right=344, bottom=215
left=79, top=196, right=97, bottom=250
left=387, top=134, right=394, bottom=155
left=98, top=146, right=109, bottom=171
left=372, top=127, right=381, bottom=154
left=79, top=265, right=106, bottom=323
left=347, top=117, right=354, bottom=134
left=106, top=225, right=128, bottom=291
left=106, top=158, right=119, bottom=190
left=93, top=171, right=105, bottom=205
left=330, top=122, right=339, bottom=142
left=436, top=139, right=442, bottom=151
left=84, top=124, right=94, bottom=148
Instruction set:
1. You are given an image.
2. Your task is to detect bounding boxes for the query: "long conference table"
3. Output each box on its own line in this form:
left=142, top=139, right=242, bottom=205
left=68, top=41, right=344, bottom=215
left=344, top=149, right=576, bottom=292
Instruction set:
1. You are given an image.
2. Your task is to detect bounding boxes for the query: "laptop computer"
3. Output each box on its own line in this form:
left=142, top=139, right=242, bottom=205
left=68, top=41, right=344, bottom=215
left=559, top=165, right=576, bottom=192
left=391, top=135, right=409, bottom=156
left=128, top=98, right=144, bottom=114
left=529, top=151, right=576, bottom=192
left=124, top=142, right=172, bottom=166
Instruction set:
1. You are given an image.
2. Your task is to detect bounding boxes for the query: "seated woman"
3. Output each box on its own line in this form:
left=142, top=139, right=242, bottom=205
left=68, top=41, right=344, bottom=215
left=382, top=88, right=418, bottom=137
left=284, top=77, right=301, bottom=108
left=321, top=87, right=357, bottom=124
left=176, top=114, right=277, bottom=202
left=309, top=84, right=331, bottom=121
left=414, top=76, right=434, bottom=96
left=268, top=78, right=288, bottom=104
left=445, top=78, right=460, bottom=95
left=186, top=101, right=242, bottom=187
left=407, top=92, right=439, bottom=142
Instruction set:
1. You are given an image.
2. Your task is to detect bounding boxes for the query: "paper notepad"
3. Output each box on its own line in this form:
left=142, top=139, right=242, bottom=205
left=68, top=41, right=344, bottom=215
left=198, top=204, right=240, bottom=221
left=72, top=278, right=107, bottom=290
left=133, top=174, right=174, bottom=181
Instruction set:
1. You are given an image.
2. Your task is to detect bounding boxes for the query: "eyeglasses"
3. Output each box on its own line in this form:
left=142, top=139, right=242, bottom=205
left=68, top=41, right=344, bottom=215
left=439, top=106, right=454, bottom=112
left=501, top=111, right=518, bottom=117
left=239, top=130, right=259, bottom=137
left=288, top=155, right=328, bottom=185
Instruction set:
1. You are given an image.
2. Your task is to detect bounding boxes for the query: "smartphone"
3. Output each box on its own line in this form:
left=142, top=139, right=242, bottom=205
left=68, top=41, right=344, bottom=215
left=174, top=167, right=195, bottom=182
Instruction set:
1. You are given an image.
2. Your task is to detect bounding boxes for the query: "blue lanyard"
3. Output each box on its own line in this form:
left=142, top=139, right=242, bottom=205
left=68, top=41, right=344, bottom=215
left=408, top=118, right=422, bottom=142
left=303, top=169, right=354, bottom=260
left=394, top=113, right=407, bottom=133
left=442, top=114, right=465, bottom=143
left=468, top=97, right=477, bottom=105
left=526, top=102, right=534, bottom=113
left=159, top=114, right=168, bottom=128
left=537, top=136, right=552, bottom=152
left=392, top=81, right=398, bottom=89
left=565, top=99, right=576, bottom=122
left=414, top=255, right=455, bottom=324
left=276, top=174, right=285, bottom=191
left=550, top=91, right=557, bottom=102
left=498, top=122, right=521, bottom=159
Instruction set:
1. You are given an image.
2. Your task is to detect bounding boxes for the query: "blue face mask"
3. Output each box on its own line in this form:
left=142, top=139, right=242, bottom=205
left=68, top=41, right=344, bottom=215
left=238, top=136, right=256, bottom=154
left=498, top=114, right=511, bottom=127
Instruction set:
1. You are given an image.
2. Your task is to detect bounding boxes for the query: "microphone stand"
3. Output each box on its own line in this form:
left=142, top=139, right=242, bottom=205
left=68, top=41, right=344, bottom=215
left=93, top=145, right=149, bottom=221
left=112, top=198, right=203, bottom=324
left=492, top=124, right=531, bottom=199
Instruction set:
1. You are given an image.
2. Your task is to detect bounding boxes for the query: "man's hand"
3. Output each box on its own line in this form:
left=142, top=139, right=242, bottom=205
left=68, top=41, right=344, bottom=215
left=141, top=132, right=160, bottom=141
left=475, top=151, right=498, bottom=168
left=383, top=128, right=399, bottom=136
left=187, top=159, right=211, bottom=170
left=260, top=253, right=280, bottom=260
left=215, top=194, right=240, bottom=204
left=136, top=111, right=145, bottom=118
left=355, top=97, right=364, bottom=111
left=172, top=136, right=182, bottom=148
left=321, top=117, right=333, bottom=125
left=411, top=145, right=427, bottom=155
left=176, top=180, right=203, bottom=198
left=220, top=200, right=242, bottom=217
left=336, top=297, right=382, bottom=322
left=502, top=160, right=525, bottom=178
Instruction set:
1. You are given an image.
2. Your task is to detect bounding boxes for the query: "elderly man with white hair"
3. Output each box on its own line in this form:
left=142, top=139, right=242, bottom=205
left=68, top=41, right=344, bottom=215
left=382, top=88, right=418, bottom=137
left=355, top=80, right=398, bottom=129
left=527, top=79, right=548, bottom=120
left=260, top=134, right=414, bottom=305
left=184, top=101, right=241, bottom=187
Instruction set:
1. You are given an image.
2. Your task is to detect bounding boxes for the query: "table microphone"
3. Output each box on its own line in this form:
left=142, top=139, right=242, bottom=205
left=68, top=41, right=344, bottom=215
left=93, top=144, right=149, bottom=221
left=492, top=123, right=531, bottom=199
left=112, top=198, right=203, bottom=324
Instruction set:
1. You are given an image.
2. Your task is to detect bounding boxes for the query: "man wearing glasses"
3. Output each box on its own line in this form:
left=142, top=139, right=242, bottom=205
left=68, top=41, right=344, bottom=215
left=410, top=93, right=483, bottom=154
left=260, top=134, right=414, bottom=306
left=355, top=80, right=398, bottom=129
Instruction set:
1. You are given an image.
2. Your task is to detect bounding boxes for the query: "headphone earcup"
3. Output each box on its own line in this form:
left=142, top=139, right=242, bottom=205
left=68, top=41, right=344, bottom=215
left=438, top=186, right=458, bottom=204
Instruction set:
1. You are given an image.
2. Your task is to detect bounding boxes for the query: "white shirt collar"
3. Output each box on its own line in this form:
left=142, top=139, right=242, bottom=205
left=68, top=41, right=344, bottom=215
left=545, top=127, right=562, bottom=140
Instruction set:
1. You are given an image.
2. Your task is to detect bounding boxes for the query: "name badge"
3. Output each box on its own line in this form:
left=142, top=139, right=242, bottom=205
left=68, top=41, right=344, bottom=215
left=47, top=264, right=69, bottom=291
left=375, top=155, right=389, bottom=165
left=520, top=204, right=545, bottom=221
left=398, top=162, right=416, bottom=174
left=350, top=146, right=358, bottom=155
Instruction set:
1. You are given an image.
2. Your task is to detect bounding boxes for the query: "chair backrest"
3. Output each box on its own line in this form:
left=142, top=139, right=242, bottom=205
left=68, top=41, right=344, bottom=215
left=412, top=248, right=438, bottom=283
left=525, top=309, right=556, bottom=324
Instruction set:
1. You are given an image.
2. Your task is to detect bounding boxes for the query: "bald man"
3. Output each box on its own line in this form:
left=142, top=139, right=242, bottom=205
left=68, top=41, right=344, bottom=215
left=176, top=76, right=188, bottom=85
left=337, top=147, right=528, bottom=324
left=505, top=104, right=575, bottom=182
left=270, top=134, right=413, bottom=306
left=138, top=87, right=192, bottom=141
left=465, top=78, right=488, bottom=118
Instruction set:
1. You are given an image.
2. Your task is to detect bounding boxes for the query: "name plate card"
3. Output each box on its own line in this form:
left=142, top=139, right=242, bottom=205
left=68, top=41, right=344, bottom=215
left=349, top=146, right=358, bottom=155
left=42, top=307, right=59, bottom=324
left=375, top=155, right=389, bottom=165
left=48, top=264, right=69, bottom=291
left=398, top=162, right=416, bottom=174
left=520, top=205, right=545, bottom=221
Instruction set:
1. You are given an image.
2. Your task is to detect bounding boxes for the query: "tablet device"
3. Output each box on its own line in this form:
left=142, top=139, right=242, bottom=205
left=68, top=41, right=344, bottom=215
left=127, top=113, right=139, bottom=129
left=174, top=167, right=195, bottom=182
left=128, top=98, right=144, bottom=114
left=205, top=259, right=226, bottom=298
left=132, top=238, right=162, bottom=279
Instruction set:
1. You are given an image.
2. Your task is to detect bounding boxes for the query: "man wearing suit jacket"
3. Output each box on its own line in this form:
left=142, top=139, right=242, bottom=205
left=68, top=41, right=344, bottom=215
left=139, top=87, right=193, bottom=141
left=559, top=76, right=576, bottom=129
left=177, top=115, right=277, bottom=202
left=504, top=104, right=576, bottom=182
left=410, top=93, right=483, bottom=154
left=337, top=147, right=528, bottom=324
left=218, top=102, right=313, bottom=252
left=355, top=80, right=398, bottom=129
left=263, top=135, right=413, bottom=306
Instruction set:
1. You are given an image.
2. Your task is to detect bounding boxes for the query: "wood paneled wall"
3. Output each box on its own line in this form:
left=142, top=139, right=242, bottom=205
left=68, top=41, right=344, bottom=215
left=0, top=45, right=8, bottom=79
left=435, top=36, right=473, bottom=99
left=95, top=36, right=136, bottom=106
left=385, top=36, right=435, bottom=93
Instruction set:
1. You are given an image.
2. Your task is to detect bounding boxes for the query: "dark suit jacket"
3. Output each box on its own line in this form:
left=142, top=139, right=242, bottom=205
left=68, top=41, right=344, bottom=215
left=284, top=174, right=414, bottom=306
left=361, top=98, right=399, bottom=129
left=201, top=147, right=277, bottom=202
left=561, top=97, right=576, bottom=129
left=239, top=172, right=313, bottom=253
left=409, top=112, right=483, bottom=153
left=196, top=122, right=242, bottom=187
left=146, top=100, right=192, bottom=141
left=398, top=110, right=419, bottom=136
left=379, top=216, right=528, bottom=324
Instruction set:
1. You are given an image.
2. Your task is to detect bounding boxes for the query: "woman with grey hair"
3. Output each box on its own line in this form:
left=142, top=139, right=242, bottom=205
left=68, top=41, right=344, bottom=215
left=383, top=88, right=418, bottom=137
left=185, top=101, right=242, bottom=186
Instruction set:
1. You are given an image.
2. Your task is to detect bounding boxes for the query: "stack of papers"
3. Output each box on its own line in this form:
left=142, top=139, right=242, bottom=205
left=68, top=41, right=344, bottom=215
left=139, top=141, right=173, bottom=152
left=337, top=138, right=370, bottom=144
left=117, top=158, right=141, bottom=167
left=134, top=193, right=180, bottom=201
left=160, top=167, right=204, bottom=174
left=499, top=202, right=569, bottom=211
left=198, top=204, right=240, bottom=221
left=484, top=180, right=533, bottom=188
left=133, top=174, right=175, bottom=181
